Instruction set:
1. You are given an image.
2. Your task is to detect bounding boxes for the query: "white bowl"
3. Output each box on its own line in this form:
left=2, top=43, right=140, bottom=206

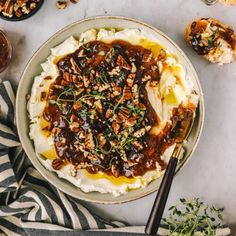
left=16, top=16, right=204, bottom=204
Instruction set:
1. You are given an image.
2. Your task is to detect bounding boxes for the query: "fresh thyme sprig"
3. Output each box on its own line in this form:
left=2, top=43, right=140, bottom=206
left=163, top=198, right=224, bottom=236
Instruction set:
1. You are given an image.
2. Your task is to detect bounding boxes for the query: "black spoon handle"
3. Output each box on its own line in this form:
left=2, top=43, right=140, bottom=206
left=145, top=157, right=178, bottom=235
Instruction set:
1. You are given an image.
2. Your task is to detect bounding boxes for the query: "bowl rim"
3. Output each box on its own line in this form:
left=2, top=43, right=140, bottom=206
left=16, top=15, right=205, bottom=204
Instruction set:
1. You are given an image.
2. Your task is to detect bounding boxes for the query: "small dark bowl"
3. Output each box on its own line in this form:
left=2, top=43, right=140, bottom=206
left=0, top=0, right=44, bottom=22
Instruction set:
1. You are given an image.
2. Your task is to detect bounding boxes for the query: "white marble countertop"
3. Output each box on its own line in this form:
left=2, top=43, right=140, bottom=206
left=1, top=0, right=236, bottom=231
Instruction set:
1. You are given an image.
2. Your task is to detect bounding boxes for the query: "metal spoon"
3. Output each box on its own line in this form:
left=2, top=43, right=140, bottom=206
left=203, top=0, right=218, bottom=5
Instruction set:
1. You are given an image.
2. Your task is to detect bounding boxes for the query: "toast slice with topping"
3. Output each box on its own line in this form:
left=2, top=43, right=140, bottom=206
left=185, top=18, right=236, bottom=65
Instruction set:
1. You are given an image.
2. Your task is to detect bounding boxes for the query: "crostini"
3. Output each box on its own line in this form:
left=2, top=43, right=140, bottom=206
left=185, top=18, right=236, bottom=65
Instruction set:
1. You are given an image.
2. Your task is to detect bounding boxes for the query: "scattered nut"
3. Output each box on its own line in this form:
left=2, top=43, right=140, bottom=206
left=70, top=0, right=79, bottom=3
left=56, top=1, right=67, bottom=9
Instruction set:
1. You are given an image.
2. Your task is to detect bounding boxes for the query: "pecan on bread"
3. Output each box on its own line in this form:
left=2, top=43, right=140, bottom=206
left=185, top=18, right=236, bottom=64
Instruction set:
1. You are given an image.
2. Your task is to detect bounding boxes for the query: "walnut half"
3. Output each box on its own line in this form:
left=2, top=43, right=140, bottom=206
left=56, top=1, right=67, bottom=9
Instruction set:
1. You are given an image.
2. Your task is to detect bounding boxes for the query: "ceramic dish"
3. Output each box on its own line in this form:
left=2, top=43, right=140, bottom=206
left=0, top=0, right=44, bottom=22
left=16, top=16, right=204, bottom=204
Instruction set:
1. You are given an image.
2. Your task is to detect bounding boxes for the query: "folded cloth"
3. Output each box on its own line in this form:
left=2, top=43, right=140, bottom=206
left=0, top=80, right=231, bottom=236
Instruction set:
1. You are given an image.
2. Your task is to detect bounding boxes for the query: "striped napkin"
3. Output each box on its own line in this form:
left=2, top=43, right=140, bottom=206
left=0, top=80, right=231, bottom=236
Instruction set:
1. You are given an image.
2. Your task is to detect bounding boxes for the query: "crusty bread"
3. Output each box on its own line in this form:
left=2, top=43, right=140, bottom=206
left=185, top=18, right=236, bottom=64
left=219, top=0, right=236, bottom=5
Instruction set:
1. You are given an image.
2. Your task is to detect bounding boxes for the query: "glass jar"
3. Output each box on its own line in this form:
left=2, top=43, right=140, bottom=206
left=0, top=30, right=12, bottom=73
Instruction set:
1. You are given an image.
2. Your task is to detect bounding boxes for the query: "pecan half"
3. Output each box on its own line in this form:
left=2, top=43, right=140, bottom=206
left=118, top=107, right=130, bottom=120
left=52, top=159, right=64, bottom=170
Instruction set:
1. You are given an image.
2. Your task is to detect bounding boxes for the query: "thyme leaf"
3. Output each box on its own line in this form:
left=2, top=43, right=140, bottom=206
left=163, top=198, right=224, bottom=236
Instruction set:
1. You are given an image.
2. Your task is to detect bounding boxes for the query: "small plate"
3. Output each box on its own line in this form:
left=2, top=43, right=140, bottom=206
left=16, top=16, right=204, bottom=204
left=0, top=0, right=44, bottom=22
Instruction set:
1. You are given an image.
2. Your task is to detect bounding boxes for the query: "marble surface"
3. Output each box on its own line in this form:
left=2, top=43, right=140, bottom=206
left=1, top=0, right=236, bottom=230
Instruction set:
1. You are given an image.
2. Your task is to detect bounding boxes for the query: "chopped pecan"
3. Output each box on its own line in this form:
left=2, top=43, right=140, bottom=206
left=124, top=117, right=136, bottom=127
left=132, top=84, right=139, bottom=105
left=76, top=88, right=84, bottom=95
left=145, top=125, right=152, bottom=132
left=110, top=140, right=117, bottom=147
left=85, top=130, right=95, bottom=151
left=76, top=162, right=92, bottom=170
left=114, top=115, right=122, bottom=123
left=133, top=128, right=146, bottom=138
left=122, top=85, right=132, bottom=100
left=70, top=122, right=80, bottom=132
left=111, top=164, right=120, bottom=178
left=87, top=153, right=97, bottom=161
left=112, top=121, right=120, bottom=135
left=73, top=101, right=82, bottom=110
left=142, top=51, right=153, bottom=63
left=94, top=100, right=103, bottom=113
left=70, top=114, right=79, bottom=122
left=127, top=160, right=138, bottom=167
left=133, top=141, right=144, bottom=151
left=52, top=127, right=61, bottom=135
left=116, top=55, right=131, bottom=70
left=78, top=49, right=85, bottom=57
left=108, top=66, right=120, bottom=76
left=126, top=74, right=135, bottom=87
left=78, top=129, right=85, bottom=139
left=70, top=58, right=81, bottom=74
left=111, top=83, right=121, bottom=97
left=63, top=72, right=73, bottom=82
left=132, top=84, right=138, bottom=94
left=98, top=84, right=110, bottom=92
left=105, top=109, right=113, bottom=119
left=56, top=137, right=66, bottom=147
left=119, top=149, right=127, bottom=162
left=83, top=76, right=90, bottom=87
left=131, top=62, right=137, bottom=73
left=98, top=133, right=106, bottom=147
left=70, top=165, right=77, bottom=177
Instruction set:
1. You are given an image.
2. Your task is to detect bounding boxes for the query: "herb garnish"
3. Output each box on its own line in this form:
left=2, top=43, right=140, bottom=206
left=163, top=198, right=224, bottom=236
